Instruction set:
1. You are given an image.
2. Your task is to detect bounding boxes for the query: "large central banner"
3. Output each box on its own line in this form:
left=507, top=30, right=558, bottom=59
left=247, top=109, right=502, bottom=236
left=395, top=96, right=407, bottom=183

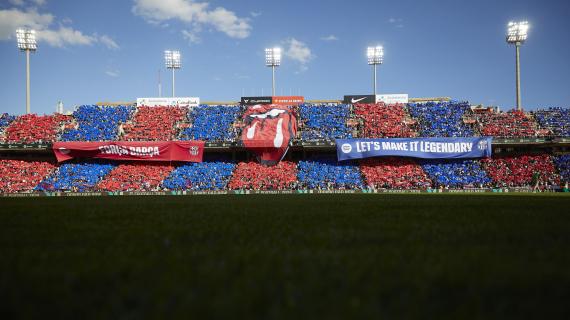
left=53, top=141, right=204, bottom=163
left=241, top=104, right=297, bottom=165
left=336, top=137, right=492, bottom=161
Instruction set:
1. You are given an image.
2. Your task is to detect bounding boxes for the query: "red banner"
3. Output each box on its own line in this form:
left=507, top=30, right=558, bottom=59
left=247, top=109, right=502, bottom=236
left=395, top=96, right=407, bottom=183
left=53, top=141, right=204, bottom=163
left=241, top=104, right=297, bottom=165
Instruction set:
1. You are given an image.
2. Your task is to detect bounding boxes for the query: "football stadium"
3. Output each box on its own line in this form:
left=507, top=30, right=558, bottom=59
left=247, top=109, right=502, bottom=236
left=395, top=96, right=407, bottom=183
left=1, top=0, right=570, bottom=318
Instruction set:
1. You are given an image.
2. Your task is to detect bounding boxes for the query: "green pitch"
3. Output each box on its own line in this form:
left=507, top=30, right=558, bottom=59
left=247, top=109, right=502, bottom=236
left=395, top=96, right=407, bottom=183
left=1, top=194, right=569, bottom=319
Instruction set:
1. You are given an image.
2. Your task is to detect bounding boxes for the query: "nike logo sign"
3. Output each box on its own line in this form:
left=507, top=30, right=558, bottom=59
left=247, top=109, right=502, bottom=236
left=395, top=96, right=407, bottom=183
left=351, top=97, right=367, bottom=103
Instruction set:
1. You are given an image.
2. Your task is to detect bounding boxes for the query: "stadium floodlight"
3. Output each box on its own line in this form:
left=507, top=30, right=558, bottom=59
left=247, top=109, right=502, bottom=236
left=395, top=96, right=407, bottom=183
left=165, top=50, right=181, bottom=97
left=265, top=47, right=281, bottom=96
left=506, top=21, right=529, bottom=111
left=16, top=28, right=37, bottom=114
left=367, top=46, right=383, bottom=98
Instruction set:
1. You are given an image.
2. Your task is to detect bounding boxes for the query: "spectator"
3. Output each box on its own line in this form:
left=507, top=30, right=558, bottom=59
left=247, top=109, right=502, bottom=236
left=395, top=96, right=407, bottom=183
left=532, top=107, right=570, bottom=137
left=61, top=105, right=134, bottom=141
left=552, top=154, right=570, bottom=187
left=162, top=160, right=236, bottom=190
left=36, top=162, right=116, bottom=192
left=299, top=104, right=352, bottom=140
left=0, top=113, right=16, bottom=133
left=228, top=161, right=298, bottom=190
left=421, top=159, right=491, bottom=188
left=179, top=105, right=242, bottom=141
left=407, top=102, right=475, bottom=137
left=360, top=157, right=431, bottom=189
left=297, top=157, right=364, bottom=190
left=4, top=114, right=71, bottom=143
left=0, top=160, right=56, bottom=193
left=482, top=154, right=560, bottom=188
left=122, top=106, right=187, bottom=141
left=355, top=103, right=417, bottom=138
left=97, top=163, right=174, bottom=191
left=476, top=109, right=538, bottom=137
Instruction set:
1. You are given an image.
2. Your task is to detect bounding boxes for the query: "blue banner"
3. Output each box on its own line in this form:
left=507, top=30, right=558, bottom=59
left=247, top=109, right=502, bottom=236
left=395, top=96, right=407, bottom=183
left=336, top=137, right=492, bottom=161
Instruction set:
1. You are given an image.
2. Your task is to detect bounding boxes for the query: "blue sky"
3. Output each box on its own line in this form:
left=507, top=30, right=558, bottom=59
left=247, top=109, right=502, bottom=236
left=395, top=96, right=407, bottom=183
left=0, top=0, right=569, bottom=115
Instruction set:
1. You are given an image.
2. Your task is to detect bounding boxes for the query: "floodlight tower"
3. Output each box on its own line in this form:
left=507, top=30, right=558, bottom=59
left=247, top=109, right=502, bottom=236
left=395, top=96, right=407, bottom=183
left=164, top=50, right=181, bottom=97
left=265, top=48, right=281, bottom=96
left=16, top=28, right=37, bottom=114
left=506, top=21, right=529, bottom=111
left=367, top=46, right=383, bottom=98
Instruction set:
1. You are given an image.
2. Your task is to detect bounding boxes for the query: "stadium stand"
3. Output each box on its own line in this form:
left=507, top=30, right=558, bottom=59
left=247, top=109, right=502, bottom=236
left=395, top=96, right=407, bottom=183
left=476, top=110, right=539, bottom=137
left=553, top=154, right=570, bottom=184
left=482, top=154, right=560, bottom=188
left=122, top=106, right=187, bottom=141
left=97, top=163, right=174, bottom=191
left=35, top=162, right=116, bottom=192
left=179, top=105, right=242, bottom=141
left=297, top=157, right=364, bottom=190
left=299, top=104, right=353, bottom=140
left=0, top=113, right=16, bottom=133
left=0, top=160, right=55, bottom=193
left=421, top=159, right=492, bottom=188
left=360, top=157, right=432, bottom=189
left=228, top=161, right=298, bottom=190
left=532, top=108, right=570, bottom=137
left=162, top=160, right=236, bottom=190
left=407, top=102, right=475, bottom=137
left=3, top=113, right=71, bottom=143
left=61, top=105, right=134, bottom=141
left=354, top=103, right=417, bottom=138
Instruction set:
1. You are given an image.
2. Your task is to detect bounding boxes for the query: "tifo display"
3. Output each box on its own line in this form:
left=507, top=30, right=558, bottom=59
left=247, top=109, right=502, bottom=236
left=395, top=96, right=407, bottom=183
left=1, top=102, right=570, bottom=193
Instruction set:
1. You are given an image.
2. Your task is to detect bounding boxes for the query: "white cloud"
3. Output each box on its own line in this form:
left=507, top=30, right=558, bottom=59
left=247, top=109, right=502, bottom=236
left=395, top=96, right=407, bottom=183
left=99, top=34, right=120, bottom=50
left=9, top=0, right=46, bottom=6
left=105, top=70, right=120, bottom=77
left=132, top=0, right=251, bottom=39
left=0, top=7, right=119, bottom=49
left=182, top=29, right=201, bottom=44
left=37, top=26, right=96, bottom=47
left=284, top=38, right=314, bottom=68
left=320, top=34, right=338, bottom=41
left=388, top=17, right=404, bottom=28
left=250, top=11, right=261, bottom=17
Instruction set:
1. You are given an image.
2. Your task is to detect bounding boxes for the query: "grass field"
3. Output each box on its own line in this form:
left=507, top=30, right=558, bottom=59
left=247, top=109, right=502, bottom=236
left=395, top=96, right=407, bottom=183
left=1, top=194, right=570, bottom=319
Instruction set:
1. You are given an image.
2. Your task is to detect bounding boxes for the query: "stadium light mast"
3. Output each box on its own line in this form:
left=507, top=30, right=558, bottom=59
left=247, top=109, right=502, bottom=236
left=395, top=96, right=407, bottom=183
left=265, top=47, right=281, bottom=96
left=367, top=46, right=383, bottom=98
left=16, top=28, right=37, bottom=114
left=164, top=50, right=181, bottom=97
left=506, top=21, right=529, bottom=111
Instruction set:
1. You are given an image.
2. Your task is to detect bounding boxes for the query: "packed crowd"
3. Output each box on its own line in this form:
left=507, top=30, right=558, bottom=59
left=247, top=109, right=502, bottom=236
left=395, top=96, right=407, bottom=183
left=162, top=160, right=236, bottom=190
left=421, top=159, right=491, bottom=188
left=35, top=162, right=116, bottom=192
left=0, top=160, right=55, bottom=193
left=179, top=105, right=242, bottom=141
left=297, top=158, right=364, bottom=190
left=481, top=154, right=560, bottom=188
left=122, top=106, right=187, bottom=141
left=61, top=105, right=134, bottom=141
left=407, top=102, right=475, bottom=137
left=360, top=157, right=431, bottom=189
left=476, top=110, right=538, bottom=137
left=0, top=113, right=16, bottom=133
left=228, top=161, right=298, bottom=190
left=354, top=103, right=417, bottom=138
left=553, top=154, right=570, bottom=184
left=299, top=104, right=353, bottom=140
left=3, top=114, right=71, bottom=143
left=532, top=108, right=570, bottom=137
left=96, top=163, right=174, bottom=191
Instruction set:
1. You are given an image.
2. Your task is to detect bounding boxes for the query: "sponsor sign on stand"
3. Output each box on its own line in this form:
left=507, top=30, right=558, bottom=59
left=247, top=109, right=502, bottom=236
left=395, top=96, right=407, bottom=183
left=272, top=96, right=304, bottom=105
left=343, top=95, right=376, bottom=104
left=376, top=94, right=409, bottom=104
left=241, top=96, right=273, bottom=105
left=136, top=97, right=200, bottom=107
